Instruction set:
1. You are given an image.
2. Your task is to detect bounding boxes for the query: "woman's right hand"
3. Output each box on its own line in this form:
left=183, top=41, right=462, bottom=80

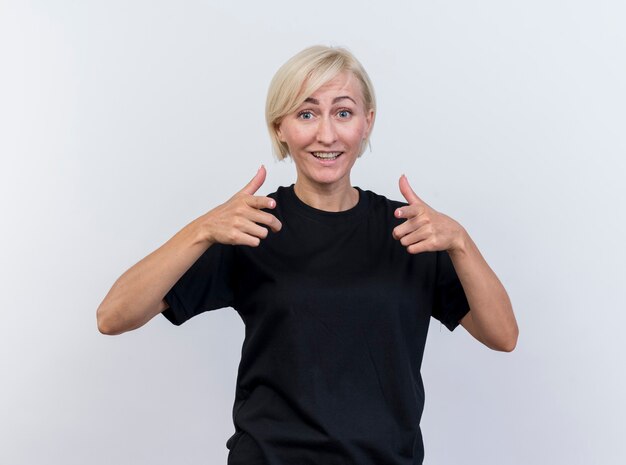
left=198, top=165, right=282, bottom=247
left=96, top=165, right=281, bottom=335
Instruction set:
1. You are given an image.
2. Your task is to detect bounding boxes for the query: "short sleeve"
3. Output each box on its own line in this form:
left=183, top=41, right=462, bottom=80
left=431, top=250, right=471, bottom=331
left=162, top=243, right=236, bottom=326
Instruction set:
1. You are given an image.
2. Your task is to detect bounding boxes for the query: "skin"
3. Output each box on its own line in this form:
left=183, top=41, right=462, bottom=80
left=98, top=70, right=518, bottom=351
left=96, top=166, right=280, bottom=335
left=394, top=175, right=519, bottom=351
left=276, top=71, right=519, bottom=352
left=276, top=72, right=374, bottom=212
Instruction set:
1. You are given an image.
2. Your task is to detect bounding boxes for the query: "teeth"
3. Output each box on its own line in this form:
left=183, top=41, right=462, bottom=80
left=312, top=152, right=342, bottom=160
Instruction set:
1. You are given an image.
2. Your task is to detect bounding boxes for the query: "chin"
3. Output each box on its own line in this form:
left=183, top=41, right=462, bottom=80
left=309, top=172, right=350, bottom=186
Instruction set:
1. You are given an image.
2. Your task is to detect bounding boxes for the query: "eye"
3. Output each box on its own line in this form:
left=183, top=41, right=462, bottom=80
left=297, top=110, right=314, bottom=120
left=337, top=109, right=352, bottom=118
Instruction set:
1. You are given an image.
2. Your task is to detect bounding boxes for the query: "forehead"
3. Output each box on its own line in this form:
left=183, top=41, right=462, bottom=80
left=307, top=71, right=364, bottom=103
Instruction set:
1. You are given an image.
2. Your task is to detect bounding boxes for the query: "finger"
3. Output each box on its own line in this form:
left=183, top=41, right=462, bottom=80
left=392, top=220, right=415, bottom=240
left=246, top=195, right=277, bottom=210
left=249, top=209, right=282, bottom=233
left=407, top=239, right=435, bottom=255
left=398, top=174, right=426, bottom=206
left=241, top=165, right=267, bottom=195
left=392, top=216, right=430, bottom=240
left=239, top=219, right=271, bottom=240
left=399, top=228, right=430, bottom=247
left=236, top=233, right=262, bottom=248
left=394, top=203, right=425, bottom=219
left=225, top=229, right=261, bottom=247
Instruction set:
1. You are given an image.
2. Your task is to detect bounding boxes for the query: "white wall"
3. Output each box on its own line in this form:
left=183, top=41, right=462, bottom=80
left=1, top=1, right=624, bottom=464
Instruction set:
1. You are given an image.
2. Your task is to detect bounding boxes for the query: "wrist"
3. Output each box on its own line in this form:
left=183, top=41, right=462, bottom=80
left=189, top=214, right=216, bottom=247
left=448, top=226, right=470, bottom=257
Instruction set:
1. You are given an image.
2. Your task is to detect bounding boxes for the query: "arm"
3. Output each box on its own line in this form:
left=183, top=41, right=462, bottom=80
left=96, top=166, right=281, bottom=335
left=392, top=174, right=518, bottom=352
left=449, top=232, right=518, bottom=352
left=96, top=219, right=211, bottom=335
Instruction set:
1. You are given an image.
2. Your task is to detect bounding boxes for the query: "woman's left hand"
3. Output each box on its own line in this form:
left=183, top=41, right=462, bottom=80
left=392, top=175, right=467, bottom=255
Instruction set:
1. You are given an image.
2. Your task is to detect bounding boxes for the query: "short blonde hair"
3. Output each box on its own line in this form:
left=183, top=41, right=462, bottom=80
left=266, top=45, right=376, bottom=160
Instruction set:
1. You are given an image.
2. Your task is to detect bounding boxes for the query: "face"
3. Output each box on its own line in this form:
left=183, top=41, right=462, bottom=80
left=276, top=71, right=374, bottom=190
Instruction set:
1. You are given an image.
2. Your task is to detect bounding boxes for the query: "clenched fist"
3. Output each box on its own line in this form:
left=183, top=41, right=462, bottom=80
left=392, top=175, right=466, bottom=254
left=198, top=165, right=282, bottom=247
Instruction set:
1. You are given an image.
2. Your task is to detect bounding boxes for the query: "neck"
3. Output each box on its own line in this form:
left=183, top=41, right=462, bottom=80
left=293, top=179, right=358, bottom=212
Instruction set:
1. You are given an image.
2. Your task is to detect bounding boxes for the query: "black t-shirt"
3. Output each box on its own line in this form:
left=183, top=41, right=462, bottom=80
left=162, top=184, right=470, bottom=465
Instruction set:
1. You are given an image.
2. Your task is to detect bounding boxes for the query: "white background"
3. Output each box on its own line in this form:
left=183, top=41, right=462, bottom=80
left=1, top=1, right=625, bottom=464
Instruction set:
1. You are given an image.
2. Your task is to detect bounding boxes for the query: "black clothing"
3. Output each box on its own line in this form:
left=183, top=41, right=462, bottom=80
left=162, top=185, right=470, bottom=465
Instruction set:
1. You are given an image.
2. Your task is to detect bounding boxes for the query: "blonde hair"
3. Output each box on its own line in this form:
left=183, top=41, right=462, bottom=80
left=265, top=45, right=376, bottom=160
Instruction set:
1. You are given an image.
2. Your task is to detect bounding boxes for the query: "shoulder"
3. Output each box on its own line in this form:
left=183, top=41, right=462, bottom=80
left=354, top=187, right=410, bottom=231
left=265, top=185, right=290, bottom=201
left=260, top=185, right=292, bottom=223
left=357, top=187, right=408, bottom=212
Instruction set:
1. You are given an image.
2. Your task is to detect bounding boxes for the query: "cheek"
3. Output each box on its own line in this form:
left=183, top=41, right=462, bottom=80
left=342, top=125, right=367, bottom=144
left=288, top=127, right=314, bottom=146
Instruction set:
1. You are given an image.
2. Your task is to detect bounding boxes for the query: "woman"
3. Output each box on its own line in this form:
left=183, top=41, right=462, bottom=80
left=97, top=45, right=518, bottom=464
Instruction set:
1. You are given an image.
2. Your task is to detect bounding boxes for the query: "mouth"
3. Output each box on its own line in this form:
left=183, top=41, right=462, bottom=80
left=310, top=151, right=343, bottom=161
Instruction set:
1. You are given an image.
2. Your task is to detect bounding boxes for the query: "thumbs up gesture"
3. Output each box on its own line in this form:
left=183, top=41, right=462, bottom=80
left=197, top=165, right=282, bottom=247
left=392, top=175, right=466, bottom=255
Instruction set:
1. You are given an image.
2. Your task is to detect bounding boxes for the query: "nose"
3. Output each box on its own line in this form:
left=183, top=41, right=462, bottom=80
left=316, top=116, right=337, bottom=145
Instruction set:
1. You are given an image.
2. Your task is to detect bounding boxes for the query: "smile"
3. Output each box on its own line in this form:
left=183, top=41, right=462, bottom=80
left=311, top=151, right=343, bottom=160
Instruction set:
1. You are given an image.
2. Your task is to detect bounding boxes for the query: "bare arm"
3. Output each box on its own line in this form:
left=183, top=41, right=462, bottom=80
left=96, top=219, right=211, bottom=335
left=392, top=174, right=518, bottom=352
left=96, top=166, right=282, bottom=335
left=450, top=233, right=518, bottom=352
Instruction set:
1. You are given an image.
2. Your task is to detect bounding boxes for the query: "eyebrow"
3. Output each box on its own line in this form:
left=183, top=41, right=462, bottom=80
left=303, top=96, right=357, bottom=105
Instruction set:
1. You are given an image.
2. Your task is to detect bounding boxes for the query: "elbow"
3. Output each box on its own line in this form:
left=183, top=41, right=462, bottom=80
left=495, top=328, right=519, bottom=353
left=498, top=338, right=517, bottom=352
left=97, top=320, right=118, bottom=336
left=96, top=305, right=124, bottom=335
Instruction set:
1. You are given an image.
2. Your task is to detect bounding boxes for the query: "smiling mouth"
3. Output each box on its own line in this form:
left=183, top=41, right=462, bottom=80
left=311, top=151, right=343, bottom=160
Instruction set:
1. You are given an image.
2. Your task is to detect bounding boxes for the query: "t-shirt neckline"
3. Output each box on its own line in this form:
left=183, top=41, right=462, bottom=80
left=283, top=184, right=369, bottom=223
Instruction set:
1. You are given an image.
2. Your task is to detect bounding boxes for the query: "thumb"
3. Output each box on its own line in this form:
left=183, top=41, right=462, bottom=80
left=241, top=165, right=266, bottom=195
left=399, top=174, right=424, bottom=205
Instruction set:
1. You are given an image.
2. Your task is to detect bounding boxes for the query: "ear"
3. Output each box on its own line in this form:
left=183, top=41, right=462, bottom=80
left=364, top=108, right=375, bottom=138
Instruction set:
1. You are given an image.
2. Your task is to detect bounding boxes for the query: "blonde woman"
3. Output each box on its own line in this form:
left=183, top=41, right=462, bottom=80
left=97, top=45, right=518, bottom=465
